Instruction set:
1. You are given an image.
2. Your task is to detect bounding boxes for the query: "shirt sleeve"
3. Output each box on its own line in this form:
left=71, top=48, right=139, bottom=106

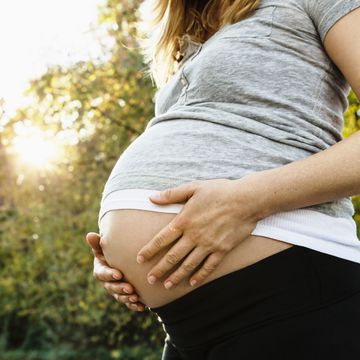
left=305, top=0, right=360, bottom=43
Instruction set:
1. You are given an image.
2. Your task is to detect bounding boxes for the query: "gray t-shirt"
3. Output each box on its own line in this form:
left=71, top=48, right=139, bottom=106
left=102, top=0, right=360, bottom=219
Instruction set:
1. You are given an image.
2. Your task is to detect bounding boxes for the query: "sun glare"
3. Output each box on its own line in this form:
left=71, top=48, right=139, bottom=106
left=12, top=125, right=61, bottom=169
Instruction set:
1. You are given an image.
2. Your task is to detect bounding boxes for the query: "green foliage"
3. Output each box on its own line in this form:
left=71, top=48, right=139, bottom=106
left=344, top=89, right=360, bottom=235
left=0, top=0, right=164, bottom=357
left=0, top=342, right=163, bottom=360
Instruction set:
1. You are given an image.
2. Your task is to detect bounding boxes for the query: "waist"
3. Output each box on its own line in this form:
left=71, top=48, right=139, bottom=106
left=149, top=245, right=360, bottom=351
left=99, top=189, right=360, bottom=265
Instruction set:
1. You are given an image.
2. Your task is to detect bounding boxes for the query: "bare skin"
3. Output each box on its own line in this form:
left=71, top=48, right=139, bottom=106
left=86, top=232, right=146, bottom=312
left=98, top=208, right=294, bottom=309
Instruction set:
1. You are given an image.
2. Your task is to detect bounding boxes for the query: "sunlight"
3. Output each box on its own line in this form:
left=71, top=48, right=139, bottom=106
left=0, top=0, right=103, bottom=117
left=12, top=125, right=61, bottom=168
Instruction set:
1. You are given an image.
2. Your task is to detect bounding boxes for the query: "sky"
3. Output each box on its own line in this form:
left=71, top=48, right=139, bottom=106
left=0, top=0, right=106, bottom=118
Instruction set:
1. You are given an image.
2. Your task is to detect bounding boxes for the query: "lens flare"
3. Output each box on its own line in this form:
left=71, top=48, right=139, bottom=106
left=12, top=125, right=61, bottom=168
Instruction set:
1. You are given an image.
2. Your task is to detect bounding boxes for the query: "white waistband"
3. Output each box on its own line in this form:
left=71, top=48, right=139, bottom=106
left=98, top=189, right=360, bottom=264
left=98, top=189, right=185, bottom=227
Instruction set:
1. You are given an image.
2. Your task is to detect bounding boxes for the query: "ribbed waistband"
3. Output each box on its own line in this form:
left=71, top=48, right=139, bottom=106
left=98, top=189, right=360, bottom=264
left=149, top=245, right=360, bottom=352
left=98, top=188, right=185, bottom=230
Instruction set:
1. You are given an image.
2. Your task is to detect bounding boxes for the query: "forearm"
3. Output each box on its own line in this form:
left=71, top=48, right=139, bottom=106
left=236, top=131, right=360, bottom=220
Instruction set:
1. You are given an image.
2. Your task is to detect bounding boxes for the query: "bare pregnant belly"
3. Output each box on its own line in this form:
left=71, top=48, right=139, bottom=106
left=99, top=209, right=294, bottom=308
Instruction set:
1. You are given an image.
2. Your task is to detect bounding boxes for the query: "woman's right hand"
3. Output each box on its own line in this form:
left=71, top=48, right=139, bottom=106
left=86, top=232, right=146, bottom=312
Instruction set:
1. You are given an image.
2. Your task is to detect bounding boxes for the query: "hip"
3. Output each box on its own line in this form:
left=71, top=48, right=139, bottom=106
left=152, top=245, right=360, bottom=357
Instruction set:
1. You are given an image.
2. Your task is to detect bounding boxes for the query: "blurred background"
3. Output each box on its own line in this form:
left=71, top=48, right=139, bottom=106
left=0, top=0, right=359, bottom=359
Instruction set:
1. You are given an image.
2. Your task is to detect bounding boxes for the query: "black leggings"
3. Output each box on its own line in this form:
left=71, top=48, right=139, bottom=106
left=149, top=245, right=360, bottom=359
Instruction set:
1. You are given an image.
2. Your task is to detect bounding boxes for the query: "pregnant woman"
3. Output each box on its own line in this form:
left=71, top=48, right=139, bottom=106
left=87, top=0, right=360, bottom=358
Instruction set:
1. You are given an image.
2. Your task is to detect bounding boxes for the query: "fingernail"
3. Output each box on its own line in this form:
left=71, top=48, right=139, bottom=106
left=130, top=296, right=137, bottom=302
left=123, top=288, right=130, bottom=294
left=149, top=192, right=161, bottom=200
left=164, top=281, right=173, bottom=289
left=148, top=275, right=157, bottom=284
left=137, top=255, right=144, bottom=264
left=190, top=279, right=197, bottom=286
left=131, top=304, right=138, bottom=310
left=112, top=273, right=121, bottom=280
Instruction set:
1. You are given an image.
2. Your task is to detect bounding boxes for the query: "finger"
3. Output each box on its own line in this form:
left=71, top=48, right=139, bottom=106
left=87, top=233, right=108, bottom=262
left=115, top=294, right=139, bottom=304
left=124, top=301, right=146, bottom=312
left=148, top=181, right=199, bottom=204
left=113, top=295, right=147, bottom=312
left=94, top=259, right=123, bottom=282
left=146, top=240, right=195, bottom=284
left=87, top=233, right=119, bottom=274
left=163, top=247, right=211, bottom=289
left=189, top=251, right=225, bottom=287
left=136, top=220, right=184, bottom=263
left=86, top=232, right=102, bottom=254
left=103, top=281, right=136, bottom=296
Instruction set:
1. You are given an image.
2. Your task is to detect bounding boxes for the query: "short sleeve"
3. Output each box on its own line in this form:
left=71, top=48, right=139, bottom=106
left=305, top=0, right=360, bottom=43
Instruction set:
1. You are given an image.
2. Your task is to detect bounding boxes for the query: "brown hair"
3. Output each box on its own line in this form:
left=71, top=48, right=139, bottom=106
left=135, top=0, right=261, bottom=88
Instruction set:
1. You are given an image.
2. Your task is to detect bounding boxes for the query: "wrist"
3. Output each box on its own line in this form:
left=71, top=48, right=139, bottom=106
left=233, top=170, right=277, bottom=221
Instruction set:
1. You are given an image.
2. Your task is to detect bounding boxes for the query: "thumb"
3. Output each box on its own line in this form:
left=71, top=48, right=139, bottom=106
left=86, top=232, right=102, bottom=254
left=149, top=182, right=199, bottom=204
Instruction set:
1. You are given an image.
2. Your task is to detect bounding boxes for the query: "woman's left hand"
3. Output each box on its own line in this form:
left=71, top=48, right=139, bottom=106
left=136, top=177, right=264, bottom=289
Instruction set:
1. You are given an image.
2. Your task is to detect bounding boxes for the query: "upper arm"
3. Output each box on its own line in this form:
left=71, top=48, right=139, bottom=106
left=323, top=6, right=360, bottom=100
left=305, top=0, right=360, bottom=100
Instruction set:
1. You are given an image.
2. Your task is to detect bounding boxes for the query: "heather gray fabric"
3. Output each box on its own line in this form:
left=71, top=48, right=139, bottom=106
left=101, top=0, right=360, bottom=219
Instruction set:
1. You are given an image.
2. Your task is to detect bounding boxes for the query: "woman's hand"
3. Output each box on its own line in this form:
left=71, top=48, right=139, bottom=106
left=86, top=232, right=146, bottom=312
left=136, top=177, right=263, bottom=290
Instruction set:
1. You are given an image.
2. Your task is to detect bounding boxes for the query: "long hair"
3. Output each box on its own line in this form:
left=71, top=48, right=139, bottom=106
left=134, top=0, right=261, bottom=88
